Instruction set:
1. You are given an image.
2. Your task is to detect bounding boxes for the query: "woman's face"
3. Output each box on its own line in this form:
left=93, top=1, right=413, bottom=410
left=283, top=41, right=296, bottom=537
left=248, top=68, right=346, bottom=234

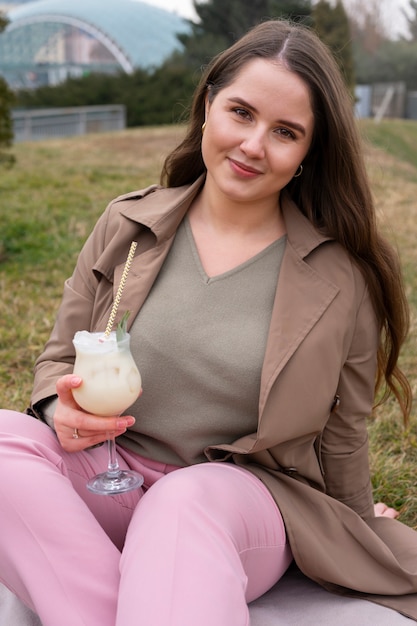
left=202, top=58, right=314, bottom=209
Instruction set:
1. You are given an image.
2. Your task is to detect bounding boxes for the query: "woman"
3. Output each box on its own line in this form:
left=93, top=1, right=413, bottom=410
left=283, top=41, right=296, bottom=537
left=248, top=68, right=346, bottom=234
left=0, top=19, right=416, bottom=626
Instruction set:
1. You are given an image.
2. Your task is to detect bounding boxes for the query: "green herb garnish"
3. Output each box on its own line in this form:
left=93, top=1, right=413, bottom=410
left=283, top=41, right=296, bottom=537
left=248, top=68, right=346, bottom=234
left=116, top=311, right=130, bottom=343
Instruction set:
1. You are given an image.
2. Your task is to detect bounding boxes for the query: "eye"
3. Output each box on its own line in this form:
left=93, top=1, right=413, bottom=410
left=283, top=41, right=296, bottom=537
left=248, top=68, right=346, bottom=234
left=232, top=107, right=252, bottom=120
left=274, top=127, right=296, bottom=140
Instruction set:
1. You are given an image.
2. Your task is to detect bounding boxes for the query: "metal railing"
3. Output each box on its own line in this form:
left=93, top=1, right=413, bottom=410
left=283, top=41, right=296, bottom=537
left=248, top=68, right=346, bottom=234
left=12, top=105, right=126, bottom=142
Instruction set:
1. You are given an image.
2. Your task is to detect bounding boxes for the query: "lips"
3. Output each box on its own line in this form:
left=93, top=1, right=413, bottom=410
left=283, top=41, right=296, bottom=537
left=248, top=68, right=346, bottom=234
left=228, top=157, right=263, bottom=177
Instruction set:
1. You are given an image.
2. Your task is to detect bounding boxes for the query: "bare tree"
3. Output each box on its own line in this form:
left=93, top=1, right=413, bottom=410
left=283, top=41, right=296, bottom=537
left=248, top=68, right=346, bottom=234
left=402, top=0, right=417, bottom=40
left=344, top=0, right=388, bottom=53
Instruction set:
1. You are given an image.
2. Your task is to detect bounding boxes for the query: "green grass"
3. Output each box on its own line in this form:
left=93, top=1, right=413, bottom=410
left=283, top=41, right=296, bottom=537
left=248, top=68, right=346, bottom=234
left=2, top=121, right=417, bottom=527
left=0, top=126, right=183, bottom=411
left=360, top=119, right=417, bottom=179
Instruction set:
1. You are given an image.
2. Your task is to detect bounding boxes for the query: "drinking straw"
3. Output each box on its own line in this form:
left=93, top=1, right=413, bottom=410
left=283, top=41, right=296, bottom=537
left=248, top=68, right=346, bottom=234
left=104, top=241, right=137, bottom=337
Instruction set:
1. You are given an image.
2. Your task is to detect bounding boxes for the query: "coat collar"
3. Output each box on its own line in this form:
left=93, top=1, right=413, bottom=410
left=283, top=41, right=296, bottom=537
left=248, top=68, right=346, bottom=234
left=281, top=190, right=332, bottom=257
left=117, top=175, right=331, bottom=258
left=117, top=177, right=204, bottom=243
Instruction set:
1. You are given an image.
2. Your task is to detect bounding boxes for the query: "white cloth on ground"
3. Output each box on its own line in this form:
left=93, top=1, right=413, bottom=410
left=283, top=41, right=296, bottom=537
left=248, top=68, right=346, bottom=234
left=0, top=565, right=412, bottom=625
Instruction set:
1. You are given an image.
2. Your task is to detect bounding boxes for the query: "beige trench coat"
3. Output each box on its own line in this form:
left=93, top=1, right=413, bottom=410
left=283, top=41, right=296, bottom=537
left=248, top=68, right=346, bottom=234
left=31, top=177, right=417, bottom=619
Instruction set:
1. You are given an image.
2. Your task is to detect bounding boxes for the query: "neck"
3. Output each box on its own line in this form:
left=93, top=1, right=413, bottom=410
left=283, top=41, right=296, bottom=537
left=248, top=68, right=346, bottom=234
left=191, top=186, right=284, bottom=237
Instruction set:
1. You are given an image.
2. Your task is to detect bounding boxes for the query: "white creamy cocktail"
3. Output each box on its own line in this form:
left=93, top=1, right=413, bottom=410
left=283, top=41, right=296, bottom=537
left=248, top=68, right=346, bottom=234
left=72, top=328, right=143, bottom=495
left=72, top=330, right=141, bottom=416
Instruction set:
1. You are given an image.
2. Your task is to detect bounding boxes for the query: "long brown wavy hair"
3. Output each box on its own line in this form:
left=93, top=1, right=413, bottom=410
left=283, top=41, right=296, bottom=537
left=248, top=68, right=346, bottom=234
left=161, top=19, right=411, bottom=422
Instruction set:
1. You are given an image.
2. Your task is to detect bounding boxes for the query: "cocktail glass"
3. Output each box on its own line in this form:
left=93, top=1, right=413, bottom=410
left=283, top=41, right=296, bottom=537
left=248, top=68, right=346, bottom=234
left=72, top=330, right=143, bottom=495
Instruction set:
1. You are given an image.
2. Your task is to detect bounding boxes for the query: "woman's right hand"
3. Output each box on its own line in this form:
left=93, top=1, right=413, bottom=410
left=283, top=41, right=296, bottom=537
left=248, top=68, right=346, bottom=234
left=374, top=502, right=399, bottom=519
left=53, top=374, right=136, bottom=452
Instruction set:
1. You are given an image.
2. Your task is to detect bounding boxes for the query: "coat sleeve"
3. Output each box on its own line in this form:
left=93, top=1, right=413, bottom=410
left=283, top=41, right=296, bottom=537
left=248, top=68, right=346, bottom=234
left=29, top=183, right=162, bottom=419
left=319, top=276, right=379, bottom=521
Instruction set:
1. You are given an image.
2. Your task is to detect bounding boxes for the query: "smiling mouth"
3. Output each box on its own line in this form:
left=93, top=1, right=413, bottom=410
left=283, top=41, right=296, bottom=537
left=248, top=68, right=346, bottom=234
left=228, top=158, right=263, bottom=176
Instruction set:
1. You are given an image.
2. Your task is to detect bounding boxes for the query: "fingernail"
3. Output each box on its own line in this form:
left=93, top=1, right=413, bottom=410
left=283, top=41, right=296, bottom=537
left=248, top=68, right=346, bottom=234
left=71, top=376, right=82, bottom=385
left=117, top=417, right=135, bottom=428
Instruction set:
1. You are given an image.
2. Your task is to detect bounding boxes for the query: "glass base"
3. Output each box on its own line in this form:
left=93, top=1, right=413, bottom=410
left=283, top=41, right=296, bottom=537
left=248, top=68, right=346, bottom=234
left=87, top=469, right=144, bottom=495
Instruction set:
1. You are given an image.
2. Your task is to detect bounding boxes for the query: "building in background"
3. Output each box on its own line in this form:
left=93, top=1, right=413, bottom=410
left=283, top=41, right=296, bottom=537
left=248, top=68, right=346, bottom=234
left=0, top=0, right=189, bottom=89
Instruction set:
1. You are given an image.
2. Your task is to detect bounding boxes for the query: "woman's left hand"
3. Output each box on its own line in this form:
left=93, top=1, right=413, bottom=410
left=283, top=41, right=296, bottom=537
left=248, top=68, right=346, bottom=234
left=374, top=502, right=399, bottom=519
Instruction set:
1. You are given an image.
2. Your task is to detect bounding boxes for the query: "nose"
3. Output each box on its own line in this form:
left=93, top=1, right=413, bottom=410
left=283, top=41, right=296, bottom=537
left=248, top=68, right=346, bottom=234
left=240, top=128, right=266, bottom=159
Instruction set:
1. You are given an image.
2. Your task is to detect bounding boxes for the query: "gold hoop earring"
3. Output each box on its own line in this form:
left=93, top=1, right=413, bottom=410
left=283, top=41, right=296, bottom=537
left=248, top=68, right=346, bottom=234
left=293, top=164, right=303, bottom=178
left=201, top=121, right=206, bottom=135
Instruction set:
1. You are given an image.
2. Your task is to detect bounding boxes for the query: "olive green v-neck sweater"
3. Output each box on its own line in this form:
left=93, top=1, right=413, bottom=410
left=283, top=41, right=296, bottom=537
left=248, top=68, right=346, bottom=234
left=120, top=218, right=286, bottom=466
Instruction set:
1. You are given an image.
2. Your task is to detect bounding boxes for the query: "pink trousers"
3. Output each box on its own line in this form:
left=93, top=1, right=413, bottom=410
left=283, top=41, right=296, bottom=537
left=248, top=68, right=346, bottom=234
left=0, top=410, right=292, bottom=626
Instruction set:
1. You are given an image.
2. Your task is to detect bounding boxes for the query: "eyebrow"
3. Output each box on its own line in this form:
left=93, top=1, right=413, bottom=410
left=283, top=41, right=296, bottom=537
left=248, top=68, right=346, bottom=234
left=227, top=96, right=307, bottom=137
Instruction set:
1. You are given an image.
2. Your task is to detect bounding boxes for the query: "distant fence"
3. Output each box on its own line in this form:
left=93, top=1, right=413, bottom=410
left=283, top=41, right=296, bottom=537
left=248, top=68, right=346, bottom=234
left=406, top=92, right=417, bottom=119
left=12, top=105, right=126, bottom=142
left=355, top=82, right=417, bottom=122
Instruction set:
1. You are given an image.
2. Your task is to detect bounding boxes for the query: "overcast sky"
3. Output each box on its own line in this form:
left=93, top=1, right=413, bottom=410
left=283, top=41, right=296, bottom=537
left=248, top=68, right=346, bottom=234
left=143, top=0, right=198, bottom=19
left=143, top=0, right=412, bottom=38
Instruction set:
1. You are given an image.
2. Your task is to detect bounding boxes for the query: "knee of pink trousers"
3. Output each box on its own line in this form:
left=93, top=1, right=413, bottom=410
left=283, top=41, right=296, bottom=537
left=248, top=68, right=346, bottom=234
left=117, top=463, right=292, bottom=626
left=141, top=463, right=292, bottom=600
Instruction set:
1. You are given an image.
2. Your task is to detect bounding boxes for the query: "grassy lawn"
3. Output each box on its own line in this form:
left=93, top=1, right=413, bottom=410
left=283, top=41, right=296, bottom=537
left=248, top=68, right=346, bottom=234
left=1, top=120, right=417, bottom=526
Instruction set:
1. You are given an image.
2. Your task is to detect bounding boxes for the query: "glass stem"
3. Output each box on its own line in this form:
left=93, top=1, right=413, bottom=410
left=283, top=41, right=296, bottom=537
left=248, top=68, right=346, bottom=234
left=107, top=437, right=120, bottom=476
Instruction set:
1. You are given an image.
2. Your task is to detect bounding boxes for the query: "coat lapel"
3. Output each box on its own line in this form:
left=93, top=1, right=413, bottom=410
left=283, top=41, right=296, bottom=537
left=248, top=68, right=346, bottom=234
left=259, top=196, right=339, bottom=415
